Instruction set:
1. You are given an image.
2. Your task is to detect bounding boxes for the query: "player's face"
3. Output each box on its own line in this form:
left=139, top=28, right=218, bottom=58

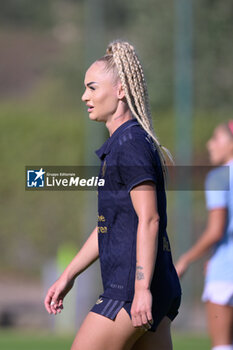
left=82, top=61, right=120, bottom=122
left=207, top=126, right=233, bottom=165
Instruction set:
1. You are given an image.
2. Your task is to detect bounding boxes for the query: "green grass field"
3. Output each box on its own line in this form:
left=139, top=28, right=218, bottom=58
left=0, top=330, right=210, bottom=350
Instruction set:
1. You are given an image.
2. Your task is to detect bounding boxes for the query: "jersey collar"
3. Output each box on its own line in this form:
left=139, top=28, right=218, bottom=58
left=95, top=118, right=139, bottom=160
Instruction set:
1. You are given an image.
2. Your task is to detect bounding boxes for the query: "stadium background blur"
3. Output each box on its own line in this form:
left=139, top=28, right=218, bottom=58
left=0, top=1, right=232, bottom=348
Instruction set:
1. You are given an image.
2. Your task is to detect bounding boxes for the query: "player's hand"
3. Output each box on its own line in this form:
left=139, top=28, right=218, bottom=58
left=175, top=255, right=189, bottom=278
left=44, top=276, right=74, bottom=315
left=131, top=288, right=153, bottom=331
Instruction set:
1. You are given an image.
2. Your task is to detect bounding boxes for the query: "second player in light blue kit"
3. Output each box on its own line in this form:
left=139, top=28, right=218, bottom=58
left=176, top=121, right=233, bottom=350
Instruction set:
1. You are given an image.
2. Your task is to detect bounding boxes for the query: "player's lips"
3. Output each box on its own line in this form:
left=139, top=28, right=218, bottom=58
left=86, top=104, right=94, bottom=113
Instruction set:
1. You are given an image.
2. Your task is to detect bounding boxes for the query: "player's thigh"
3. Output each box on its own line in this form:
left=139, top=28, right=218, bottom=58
left=71, top=308, right=145, bottom=350
left=131, top=316, right=172, bottom=350
left=206, top=301, right=233, bottom=346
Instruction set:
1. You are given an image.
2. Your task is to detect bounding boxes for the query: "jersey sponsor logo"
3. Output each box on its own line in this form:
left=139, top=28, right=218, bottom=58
left=98, top=215, right=106, bottom=222
left=98, top=226, right=108, bottom=234
left=98, top=215, right=108, bottom=233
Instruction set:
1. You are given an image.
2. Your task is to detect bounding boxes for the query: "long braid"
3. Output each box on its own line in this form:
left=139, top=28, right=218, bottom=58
left=97, top=40, right=174, bottom=180
left=111, top=46, right=139, bottom=120
left=111, top=42, right=154, bottom=141
left=120, top=50, right=145, bottom=121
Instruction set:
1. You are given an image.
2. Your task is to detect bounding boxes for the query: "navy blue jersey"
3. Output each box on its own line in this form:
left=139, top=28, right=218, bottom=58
left=95, top=119, right=181, bottom=303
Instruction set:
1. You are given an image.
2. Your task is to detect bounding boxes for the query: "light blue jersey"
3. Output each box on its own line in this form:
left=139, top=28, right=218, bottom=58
left=204, top=159, right=233, bottom=283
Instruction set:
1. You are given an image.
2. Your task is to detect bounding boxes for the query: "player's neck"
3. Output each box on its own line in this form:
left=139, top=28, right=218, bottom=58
left=106, top=104, right=133, bottom=137
left=223, top=155, right=233, bottom=165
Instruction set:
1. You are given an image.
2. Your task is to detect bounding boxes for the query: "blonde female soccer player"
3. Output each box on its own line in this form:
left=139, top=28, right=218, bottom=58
left=176, top=121, right=233, bottom=350
left=44, top=40, right=181, bottom=350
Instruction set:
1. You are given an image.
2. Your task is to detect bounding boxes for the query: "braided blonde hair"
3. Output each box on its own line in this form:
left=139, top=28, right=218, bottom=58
left=96, top=40, right=173, bottom=180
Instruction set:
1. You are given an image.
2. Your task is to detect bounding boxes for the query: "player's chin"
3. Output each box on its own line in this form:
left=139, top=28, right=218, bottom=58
left=88, top=112, right=98, bottom=121
left=88, top=113, right=105, bottom=122
left=209, top=154, right=222, bottom=166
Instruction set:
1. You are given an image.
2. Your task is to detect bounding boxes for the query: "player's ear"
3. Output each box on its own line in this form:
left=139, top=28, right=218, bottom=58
left=117, top=82, right=125, bottom=100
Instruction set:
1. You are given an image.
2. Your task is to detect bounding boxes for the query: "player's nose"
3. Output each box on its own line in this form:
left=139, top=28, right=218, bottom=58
left=81, top=89, right=89, bottom=102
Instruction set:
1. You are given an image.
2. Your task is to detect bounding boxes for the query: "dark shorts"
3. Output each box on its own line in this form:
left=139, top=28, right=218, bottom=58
left=90, top=295, right=181, bottom=332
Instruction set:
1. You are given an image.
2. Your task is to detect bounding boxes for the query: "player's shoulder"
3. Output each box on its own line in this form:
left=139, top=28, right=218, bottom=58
left=205, top=165, right=229, bottom=191
left=117, top=124, right=155, bottom=152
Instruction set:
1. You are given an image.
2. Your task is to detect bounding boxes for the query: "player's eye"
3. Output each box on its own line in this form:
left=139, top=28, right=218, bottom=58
left=89, top=86, right=95, bottom=91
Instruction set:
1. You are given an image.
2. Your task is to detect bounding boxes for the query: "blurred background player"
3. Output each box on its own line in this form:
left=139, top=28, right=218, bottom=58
left=176, top=121, right=233, bottom=350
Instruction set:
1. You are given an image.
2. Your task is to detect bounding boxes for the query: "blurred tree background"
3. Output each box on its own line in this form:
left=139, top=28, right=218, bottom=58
left=0, top=0, right=232, bottom=329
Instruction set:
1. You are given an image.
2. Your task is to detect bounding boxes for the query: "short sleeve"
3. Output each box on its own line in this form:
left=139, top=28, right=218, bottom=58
left=117, top=138, right=159, bottom=193
left=204, top=166, right=229, bottom=210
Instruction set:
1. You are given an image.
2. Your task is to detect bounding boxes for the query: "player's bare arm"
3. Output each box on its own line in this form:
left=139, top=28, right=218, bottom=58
left=175, top=208, right=227, bottom=277
left=44, top=226, right=99, bottom=314
left=130, top=180, right=159, bottom=329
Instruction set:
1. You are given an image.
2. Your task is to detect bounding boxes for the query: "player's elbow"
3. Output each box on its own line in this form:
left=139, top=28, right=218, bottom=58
left=149, top=214, right=160, bottom=226
left=139, top=214, right=160, bottom=228
left=205, top=228, right=224, bottom=244
left=211, top=229, right=224, bottom=243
